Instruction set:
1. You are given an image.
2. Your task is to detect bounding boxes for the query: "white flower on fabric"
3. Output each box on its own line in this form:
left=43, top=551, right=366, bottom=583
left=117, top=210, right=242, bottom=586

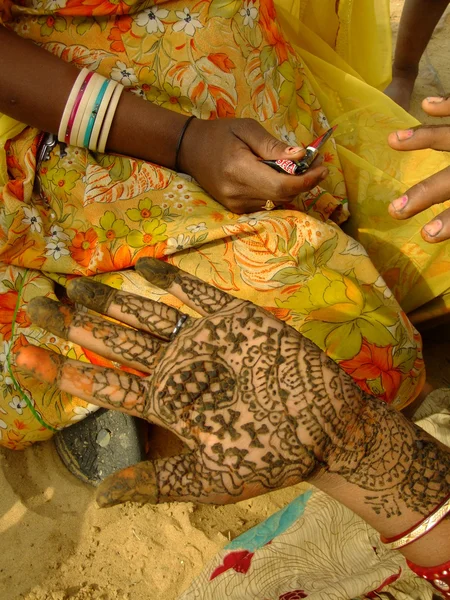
left=173, top=8, right=203, bottom=36
left=237, top=214, right=265, bottom=226
left=135, top=6, right=169, bottom=34
left=0, top=341, right=12, bottom=378
left=71, top=403, right=99, bottom=422
left=276, top=125, right=298, bottom=147
left=0, top=418, right=6, bottom=440
left=131, top=87, right=147, bottom=99
left=317, top=112, right=330, bottom=129
left=22, top=206, right=43, bottom=233
left=45, top=0, right=65, bottom=10
left=0, top=372, right=13, bottom=387
left=45, top=240, right=70, bottom=260
left=240, top=1, right=258, bottom=28
left=46, top=224, right=70, bottom=243
left=186, top=222, right=207, bottom=233
left=166, top=234, right=191, bottom=252
left=8, top=396, right=27, bottom=415
left=110, top=61, right=138, bottom=87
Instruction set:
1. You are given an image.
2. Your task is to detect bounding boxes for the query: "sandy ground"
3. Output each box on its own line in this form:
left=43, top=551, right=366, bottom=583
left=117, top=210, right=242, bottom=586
left=2, top=3, right=450, bottom=600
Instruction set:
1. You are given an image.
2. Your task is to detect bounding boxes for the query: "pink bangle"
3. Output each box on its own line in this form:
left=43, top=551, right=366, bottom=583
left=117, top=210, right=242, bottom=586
left=64, top=70, right=94, bottom=144
left=407, top=557, right=450, bottom=598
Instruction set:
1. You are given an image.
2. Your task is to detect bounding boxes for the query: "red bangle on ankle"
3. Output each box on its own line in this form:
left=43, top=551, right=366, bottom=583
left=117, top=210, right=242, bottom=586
left=407, top=558, right=450, bottom=598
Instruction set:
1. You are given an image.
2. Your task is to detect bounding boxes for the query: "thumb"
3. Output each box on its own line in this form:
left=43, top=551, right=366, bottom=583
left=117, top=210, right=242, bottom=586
left=96, top=452, right=224, bottom=508
left=235, top=120, right=305, bottom=160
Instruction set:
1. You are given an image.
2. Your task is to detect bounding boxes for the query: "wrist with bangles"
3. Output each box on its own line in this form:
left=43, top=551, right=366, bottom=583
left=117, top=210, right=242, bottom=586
left=380, top=492, right=450, bottom=597
left=57, top=67, right=197, bottom=170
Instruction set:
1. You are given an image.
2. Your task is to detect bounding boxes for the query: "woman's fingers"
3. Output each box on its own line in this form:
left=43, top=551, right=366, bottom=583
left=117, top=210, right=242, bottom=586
left=388, top=165, right=450, bottom=242
left=27, top=297, right=164, bottom=373
left=388, top=124, right=450, bottom=152
left=136, top=258, right=242, bottom=317
left=422, top=95, right=450, bottom=117
left=96, top=452, right=241, bottom=508
left=67, top=278, right=183, bottom=340
left=15, top=345, right=149, bottom=416
left=422, top=206, right=450, bottom=242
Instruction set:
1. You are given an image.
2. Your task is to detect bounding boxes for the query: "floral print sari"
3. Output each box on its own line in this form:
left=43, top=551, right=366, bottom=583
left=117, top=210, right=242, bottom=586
left=0, top=0, right=448, bottom=449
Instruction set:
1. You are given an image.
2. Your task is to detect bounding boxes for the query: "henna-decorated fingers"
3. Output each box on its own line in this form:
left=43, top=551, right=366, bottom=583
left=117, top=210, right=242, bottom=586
left=27, top=297, right=164, bottom=373
left=136, top=258, right=243, bottom=317
left=66, top=278, right=184, bottom=340
left=96, top=452, right=250, bottom=508
left=15, top=345, right=150, bottom=417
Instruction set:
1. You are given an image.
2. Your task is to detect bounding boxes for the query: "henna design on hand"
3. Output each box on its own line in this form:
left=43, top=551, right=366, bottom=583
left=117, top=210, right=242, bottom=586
left=21, top=259, right=450, bottom=518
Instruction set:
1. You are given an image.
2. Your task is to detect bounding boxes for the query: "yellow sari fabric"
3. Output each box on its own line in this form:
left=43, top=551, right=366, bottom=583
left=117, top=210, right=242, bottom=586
left=275, top=0, right=392, bottom=89
left=0, top=0, right=448, bottom=449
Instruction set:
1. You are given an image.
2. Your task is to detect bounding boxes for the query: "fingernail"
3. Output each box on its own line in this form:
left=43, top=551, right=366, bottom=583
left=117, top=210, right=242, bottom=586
left=425, top=96, right=445, bottom=103
left=396, top=129, right=415, bottom=141
left=67, top=278, right=116, bottom=312
left=286, top=146, right=302, bottom=154
left=136, top=258, right=179, bottom=289
left=390, top=195, right=408, bottom=212
left=423, top=219, right=443, bottom=237
left=320, top=168, right=329, bottom=179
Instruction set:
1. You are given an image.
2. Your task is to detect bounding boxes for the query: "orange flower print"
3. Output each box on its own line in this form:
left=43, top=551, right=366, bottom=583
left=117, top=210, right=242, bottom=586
left=259, top=0, right=292, bottom=64
left=0, top=290, right=31, bottom=341
left=339, top=341, right=403, bottom=403
left=107, top=15, right=132, bottom=53
left=208, top=53, right=235, bottom=73
left=58, top=0, right=132, bottom=17
left=96, top=244, right=133, bottom=272
left=69, top=228, right=98, bottom=267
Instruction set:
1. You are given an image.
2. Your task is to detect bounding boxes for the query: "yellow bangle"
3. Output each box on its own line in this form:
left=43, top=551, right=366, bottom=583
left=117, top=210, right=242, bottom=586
left=88, top=80, right=118, bottom=152
left=74, top=74, right=106, bottom=148
left=97, top=84, right=124, bottom=154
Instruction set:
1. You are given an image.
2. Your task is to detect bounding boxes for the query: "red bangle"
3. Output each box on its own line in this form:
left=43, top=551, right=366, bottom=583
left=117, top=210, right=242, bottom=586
left=380, top=492, right=450, bottom=546
left=407, top=557, right=450, bottom=598
left=64, top=70, right=94, bottom=144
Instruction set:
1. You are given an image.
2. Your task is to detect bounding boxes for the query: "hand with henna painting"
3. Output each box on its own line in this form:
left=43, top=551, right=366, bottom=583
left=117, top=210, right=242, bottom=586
left=14, top=258, right=450, bottom=569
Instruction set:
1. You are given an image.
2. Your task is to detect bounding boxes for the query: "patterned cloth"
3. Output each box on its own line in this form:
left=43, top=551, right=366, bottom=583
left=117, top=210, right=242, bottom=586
left=180, top=388, right=450, bottom=600
left=0, top=0, right=449, bottom=447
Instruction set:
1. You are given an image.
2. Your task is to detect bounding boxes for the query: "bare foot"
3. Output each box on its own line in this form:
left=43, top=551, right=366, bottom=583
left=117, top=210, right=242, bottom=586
left=384, top=67, right=418, bottom=112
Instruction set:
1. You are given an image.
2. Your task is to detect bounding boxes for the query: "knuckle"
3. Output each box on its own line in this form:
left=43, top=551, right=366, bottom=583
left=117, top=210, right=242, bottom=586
left=410, top=179, right=431, bottom=200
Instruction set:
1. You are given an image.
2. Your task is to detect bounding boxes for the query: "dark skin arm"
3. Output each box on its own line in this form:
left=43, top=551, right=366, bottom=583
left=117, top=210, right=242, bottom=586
left=14, top=258, right=450, bottom=570
left=0, top=26, right=329, bottom=214
left=385, top=0, right=449, bottom=111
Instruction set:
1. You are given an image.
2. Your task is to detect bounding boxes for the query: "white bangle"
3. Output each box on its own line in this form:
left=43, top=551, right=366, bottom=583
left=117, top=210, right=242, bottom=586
left=88, top=80, right=118, bottom=151
left=58, top=67, right=89, bottom=143
left=74, top=73, right=106, bottom=148
left=69, top=73, right=101, bottom=147
left=97, top=84, right=124, bottom=154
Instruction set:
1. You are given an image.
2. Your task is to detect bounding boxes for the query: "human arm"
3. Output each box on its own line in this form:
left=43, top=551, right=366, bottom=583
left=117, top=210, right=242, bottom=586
left=384, top=0, right=449, bottom=111
left=14, top=258, right=450, bottom=573
left=0, top=26, right=328, bottom=213
left=387, top=96, right=450, bottom=242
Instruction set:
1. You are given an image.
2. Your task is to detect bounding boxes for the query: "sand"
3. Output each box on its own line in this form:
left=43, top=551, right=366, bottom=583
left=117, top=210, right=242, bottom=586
left=2, top=3, right=450, bottom=599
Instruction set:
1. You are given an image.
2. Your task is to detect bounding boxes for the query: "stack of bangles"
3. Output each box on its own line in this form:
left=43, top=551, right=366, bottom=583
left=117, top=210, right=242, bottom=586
left=58, top=67, right=124, bottom=152
left=381, top=492, right=450, bottom=596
